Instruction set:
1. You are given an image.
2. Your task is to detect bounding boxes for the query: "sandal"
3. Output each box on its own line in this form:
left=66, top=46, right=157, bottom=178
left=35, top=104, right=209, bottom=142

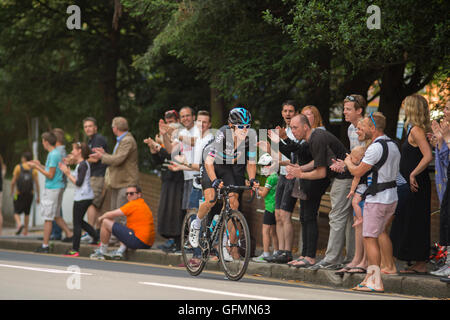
left=15, top=225, right=24, bottom=236
left=347, top=267, right=367, bottom=274
left=335, top=266, right=353, bottom=275
left=399, top=268, right=427, bottom=275
left=352, top=284, right=384, bottom=293
left=293, top=258, right=314, bottom=268
left=288, top=256, right=304, bottom=267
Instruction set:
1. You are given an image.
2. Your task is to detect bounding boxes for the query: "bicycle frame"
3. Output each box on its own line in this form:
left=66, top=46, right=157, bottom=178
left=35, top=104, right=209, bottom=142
left=203, top=185, right=255, bottom=255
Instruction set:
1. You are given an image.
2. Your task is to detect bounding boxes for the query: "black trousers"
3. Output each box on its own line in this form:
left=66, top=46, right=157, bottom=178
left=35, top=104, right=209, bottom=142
left=299, top=196, right=322, bottom=258
left=72, top=199, right=98, bottom=251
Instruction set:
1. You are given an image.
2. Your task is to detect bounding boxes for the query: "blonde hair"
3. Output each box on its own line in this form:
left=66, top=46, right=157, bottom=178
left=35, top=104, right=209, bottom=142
left=301, top=105, right=324, bottom=128
left=112, top=117, right=129, bottom=132
left=403, top=94, right=431, bottom=133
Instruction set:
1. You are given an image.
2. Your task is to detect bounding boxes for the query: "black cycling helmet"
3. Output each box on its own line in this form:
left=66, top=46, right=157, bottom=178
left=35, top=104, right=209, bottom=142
left=228, top=107, right=252, bottom=126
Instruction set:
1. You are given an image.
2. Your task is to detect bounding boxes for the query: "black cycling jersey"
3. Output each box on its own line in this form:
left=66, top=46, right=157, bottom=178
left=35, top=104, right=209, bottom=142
left=203, top=125, right=257, bottom=166
left=200, top=125, right=257, bottom=189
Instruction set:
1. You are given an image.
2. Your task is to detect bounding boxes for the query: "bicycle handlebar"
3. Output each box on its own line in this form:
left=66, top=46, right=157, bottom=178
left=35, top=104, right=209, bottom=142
left=210, top=185, right=259, bottom=203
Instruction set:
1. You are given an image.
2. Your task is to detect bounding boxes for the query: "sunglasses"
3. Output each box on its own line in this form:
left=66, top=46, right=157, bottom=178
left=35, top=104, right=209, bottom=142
left=369, top=112, right=377, bottom=128
left=345, top=95, right=361, bottom=108
left=126, top=191, right=138, bottom=196
left=234, top=124, right=250, bottom=129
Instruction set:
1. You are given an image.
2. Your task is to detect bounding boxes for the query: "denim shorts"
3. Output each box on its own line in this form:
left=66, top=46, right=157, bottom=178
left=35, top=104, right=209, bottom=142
left=112, top=223, right=151, bottom=249
left=188, top=187, right=203, bottom=209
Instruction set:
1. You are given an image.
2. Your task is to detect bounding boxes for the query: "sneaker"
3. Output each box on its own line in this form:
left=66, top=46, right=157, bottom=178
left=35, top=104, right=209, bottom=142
left=274, top=251, right=293, bottom=264
left=430, top=264, right=450, bottom=277
left=81, top=233, right=93, bottom=243
left=308, top=260, right=334, bottom=270
left=252, top=254, right=268, bottom=263
left=162, top=243, right=177, bottom=253
left=189, top=221, right=200, bottom=248
left=35, top=246, right=50, bottom=254
left=440, top=276, right=450, bottom=283
left=64, top=250, right=80, bottom=257
left=103, top=249, right=125, bottom=260
left=264, top=251, right=282, bottom=263
left=89, top=248, right=105, bottom=260
left=157, top=239, right=175, bottom=250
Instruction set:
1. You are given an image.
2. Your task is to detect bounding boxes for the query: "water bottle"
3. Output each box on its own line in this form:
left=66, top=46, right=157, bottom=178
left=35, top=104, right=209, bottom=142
left=209, top=214, right=220, bottom=232
left=367, top=176, right=372, bottom=186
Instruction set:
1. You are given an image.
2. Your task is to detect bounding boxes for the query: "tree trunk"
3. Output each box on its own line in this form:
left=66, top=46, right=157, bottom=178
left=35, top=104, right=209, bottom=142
left=210, top=85, right=225, bottom=128
left=305, top=47, right=331, bottom=127
left=101, top=20, right=121, bottom=126
left=378, top=63, right=406, bottom=139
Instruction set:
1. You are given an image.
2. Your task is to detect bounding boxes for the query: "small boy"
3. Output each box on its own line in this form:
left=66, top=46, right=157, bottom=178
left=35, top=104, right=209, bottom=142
left=346, top=145, right=367, bottom=227
left=252, top=153, right=280, bottom=263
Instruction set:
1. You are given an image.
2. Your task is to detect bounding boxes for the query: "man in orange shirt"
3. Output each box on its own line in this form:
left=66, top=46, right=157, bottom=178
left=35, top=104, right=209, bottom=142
left=90, top=185, right=154, bottom=260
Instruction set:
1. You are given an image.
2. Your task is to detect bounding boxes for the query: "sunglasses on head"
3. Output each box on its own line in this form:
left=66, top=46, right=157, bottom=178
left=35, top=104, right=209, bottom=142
left=345, top=95, right=361, bottom=108
left=234, top=124, right=250, bottom=129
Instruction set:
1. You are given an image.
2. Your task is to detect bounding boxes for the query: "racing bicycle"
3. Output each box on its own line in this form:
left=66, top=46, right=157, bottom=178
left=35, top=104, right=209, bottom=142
left=181, top=184, right=257, bottom=281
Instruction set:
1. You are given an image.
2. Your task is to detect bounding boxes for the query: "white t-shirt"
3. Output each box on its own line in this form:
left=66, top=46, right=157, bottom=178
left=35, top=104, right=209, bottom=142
left=176, top=125, right=201, bottom=180
left=193, top=131, right=214, bottom=166
left=362, top=135, right=400, bottom=204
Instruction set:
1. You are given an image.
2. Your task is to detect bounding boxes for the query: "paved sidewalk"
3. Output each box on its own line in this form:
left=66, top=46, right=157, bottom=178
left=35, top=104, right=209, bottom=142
left=0, top=227, right=448, bottom=299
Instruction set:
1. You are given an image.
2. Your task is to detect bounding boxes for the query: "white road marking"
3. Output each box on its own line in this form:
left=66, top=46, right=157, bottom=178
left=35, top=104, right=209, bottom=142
left=0, top=263, right=93, bottom=275
left=139, top=281, right=285, bottom=300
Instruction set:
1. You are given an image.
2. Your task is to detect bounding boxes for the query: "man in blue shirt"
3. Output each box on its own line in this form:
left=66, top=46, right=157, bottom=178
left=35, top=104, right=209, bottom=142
left=28, top=131, right=73, bottom=253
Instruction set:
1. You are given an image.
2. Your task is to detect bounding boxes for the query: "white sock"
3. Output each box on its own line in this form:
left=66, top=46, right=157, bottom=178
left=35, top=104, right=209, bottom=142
left=99, top=243, right=108, bottom=254
left=193, top=216, right=202, bottom=229
left=263, top=252, right=270, bottom=257
left=42, top=244, right=49, bottom=249
left=273, top=250, right=280, bottom=255
left=117, top=244, right=127, bottom=254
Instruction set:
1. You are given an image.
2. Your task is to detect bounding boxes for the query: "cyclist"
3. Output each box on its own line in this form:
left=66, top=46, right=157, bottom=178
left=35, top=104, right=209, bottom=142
left=188, top=106, right=260, bottom=248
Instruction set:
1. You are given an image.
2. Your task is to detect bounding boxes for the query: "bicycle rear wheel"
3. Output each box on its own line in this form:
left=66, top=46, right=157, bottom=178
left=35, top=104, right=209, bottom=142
left=181, top=211, right=208, bottom=276
left=219, top=210, right=251, bottom=281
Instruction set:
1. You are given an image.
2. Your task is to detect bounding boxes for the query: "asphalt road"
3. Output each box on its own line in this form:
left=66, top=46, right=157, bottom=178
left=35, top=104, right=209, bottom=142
left=0, top=249, right=420, bottom=303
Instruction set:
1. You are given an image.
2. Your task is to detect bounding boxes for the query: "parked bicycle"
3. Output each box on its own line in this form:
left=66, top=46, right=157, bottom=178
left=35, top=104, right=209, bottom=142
left=181, top=184, right=257, bottom=281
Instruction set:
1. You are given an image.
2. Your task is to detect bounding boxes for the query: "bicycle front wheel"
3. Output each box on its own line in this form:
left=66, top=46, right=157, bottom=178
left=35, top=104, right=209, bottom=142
left=218, top=210, right=251, bottom=281
left=181, top=211, right=207, bottom=277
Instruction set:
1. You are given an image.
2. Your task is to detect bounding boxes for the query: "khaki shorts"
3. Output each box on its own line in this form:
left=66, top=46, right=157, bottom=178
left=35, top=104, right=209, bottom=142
left=40, top=188, right=64, bottom=221
left=90, top=176, right=105, bottom=209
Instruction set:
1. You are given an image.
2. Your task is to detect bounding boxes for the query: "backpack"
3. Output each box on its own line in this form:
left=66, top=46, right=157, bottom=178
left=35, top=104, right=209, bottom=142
left=361, top=139, right=398, bottom=199
left=17, top=164, right=34, bottom=194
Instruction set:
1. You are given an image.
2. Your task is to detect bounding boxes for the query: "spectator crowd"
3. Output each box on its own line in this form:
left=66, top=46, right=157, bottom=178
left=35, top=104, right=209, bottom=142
left=1, top=95, right=450, bottom=290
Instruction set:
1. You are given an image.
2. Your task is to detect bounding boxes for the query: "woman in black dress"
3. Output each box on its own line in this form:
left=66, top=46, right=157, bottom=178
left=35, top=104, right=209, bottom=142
left=145, top=117, right=185, bottom=252
left=390, top=94, right=433, bottom=274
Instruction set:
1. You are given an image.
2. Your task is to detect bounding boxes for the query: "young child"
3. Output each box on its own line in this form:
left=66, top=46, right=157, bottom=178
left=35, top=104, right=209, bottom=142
left=346, top=145, right=368, bottom=227
left=252, top=153, right=280, bottom=263
left=59, top=142, right=99, bottom=257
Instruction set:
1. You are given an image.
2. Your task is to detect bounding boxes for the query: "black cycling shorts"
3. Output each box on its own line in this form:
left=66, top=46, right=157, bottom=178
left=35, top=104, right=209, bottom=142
left=201, top=164, right=246, bottom=190
left=275, top=175, right=297, bottom=212
left=263, top=210, right=276, bottom=225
